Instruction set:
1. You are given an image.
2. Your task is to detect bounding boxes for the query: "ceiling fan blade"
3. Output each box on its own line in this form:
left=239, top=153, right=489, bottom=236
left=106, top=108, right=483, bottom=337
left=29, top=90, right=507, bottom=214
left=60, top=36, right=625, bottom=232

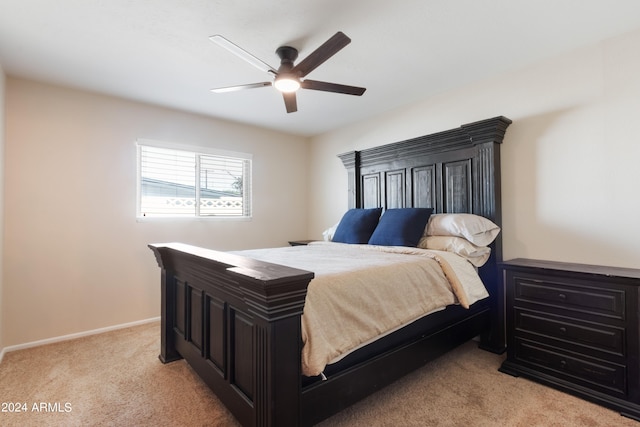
left=291, top=32, right=351, bottom=78
left=301, top=79, right=366, bottom=96
left=211, top=82, right=272, bottom=93
left=210, top=35, right=278, bottom=75
left=283, top=92, right=297, bottom=113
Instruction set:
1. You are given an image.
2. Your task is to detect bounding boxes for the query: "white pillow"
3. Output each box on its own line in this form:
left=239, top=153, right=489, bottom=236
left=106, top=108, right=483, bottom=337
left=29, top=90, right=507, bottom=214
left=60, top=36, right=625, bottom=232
left=322, top=223, right=339, bottom=241
left=418, top=235, right=491, bottom=267
left=426, top=213, right=500, bottom=246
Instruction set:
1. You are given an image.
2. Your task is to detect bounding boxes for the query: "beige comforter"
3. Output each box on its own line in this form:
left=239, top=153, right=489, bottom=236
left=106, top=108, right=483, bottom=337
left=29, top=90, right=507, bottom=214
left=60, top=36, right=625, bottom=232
left=234, top=241, right=489, bottom=376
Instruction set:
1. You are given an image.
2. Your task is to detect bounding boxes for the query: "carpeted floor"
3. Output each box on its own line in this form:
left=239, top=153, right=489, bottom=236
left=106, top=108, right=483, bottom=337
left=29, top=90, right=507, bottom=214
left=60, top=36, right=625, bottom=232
left=0, top=322, right=636, bottom=426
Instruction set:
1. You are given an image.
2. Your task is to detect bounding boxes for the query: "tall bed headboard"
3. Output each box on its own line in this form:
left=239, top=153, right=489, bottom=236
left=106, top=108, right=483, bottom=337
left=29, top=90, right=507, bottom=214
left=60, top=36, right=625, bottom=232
left=338, top=116, right=512, bottom=350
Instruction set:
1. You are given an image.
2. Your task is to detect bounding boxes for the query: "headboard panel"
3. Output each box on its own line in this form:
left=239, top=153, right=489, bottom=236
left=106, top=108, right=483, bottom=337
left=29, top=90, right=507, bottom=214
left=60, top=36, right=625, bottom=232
left=338, top=116, right=511, bottom=351
left=338, top=116, right=510, bottom=222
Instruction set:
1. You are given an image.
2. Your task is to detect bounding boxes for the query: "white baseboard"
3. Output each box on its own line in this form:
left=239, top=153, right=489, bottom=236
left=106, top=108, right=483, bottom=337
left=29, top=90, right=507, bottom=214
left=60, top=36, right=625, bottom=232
left=0, top=317, right=160, bottom=364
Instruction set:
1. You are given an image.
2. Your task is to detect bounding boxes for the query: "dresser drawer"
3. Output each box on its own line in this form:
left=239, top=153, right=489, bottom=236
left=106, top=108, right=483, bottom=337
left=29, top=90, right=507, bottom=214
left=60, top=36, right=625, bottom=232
left=513, top=275, right=625, bottom=319
left=515, top=309, right=625, bottom=356
left=514, top=338, right=627, bottom=398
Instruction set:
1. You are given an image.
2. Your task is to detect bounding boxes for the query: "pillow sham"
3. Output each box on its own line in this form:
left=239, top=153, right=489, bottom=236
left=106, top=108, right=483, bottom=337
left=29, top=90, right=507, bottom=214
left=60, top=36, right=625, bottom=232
left=368, top=208, right=434, bottom=247
left=426, top=213, right=500, bottom=246
left=322, top=223, right=339, bottom=241
left=418, top=235, right=491, bottom=267
left=332, top=208, right=382, bottom=244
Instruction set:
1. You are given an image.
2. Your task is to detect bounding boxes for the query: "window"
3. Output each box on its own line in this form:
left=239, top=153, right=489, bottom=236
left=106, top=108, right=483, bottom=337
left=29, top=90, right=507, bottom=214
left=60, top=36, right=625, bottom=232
left=136, top=140, right=252, bottom=218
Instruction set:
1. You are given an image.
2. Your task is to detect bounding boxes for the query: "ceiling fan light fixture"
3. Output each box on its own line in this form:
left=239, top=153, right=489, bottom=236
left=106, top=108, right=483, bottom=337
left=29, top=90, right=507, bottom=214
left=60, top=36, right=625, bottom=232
left=210, top=32, right=365, bottom=112
left=274, top=75, right=301, bottom=93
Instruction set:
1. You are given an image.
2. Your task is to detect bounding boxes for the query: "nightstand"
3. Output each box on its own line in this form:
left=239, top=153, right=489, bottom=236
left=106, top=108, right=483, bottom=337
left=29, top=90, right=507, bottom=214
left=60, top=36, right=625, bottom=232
left=288, top=240, right=317, bottom=246
left=499, top=258, right=640, bottom=420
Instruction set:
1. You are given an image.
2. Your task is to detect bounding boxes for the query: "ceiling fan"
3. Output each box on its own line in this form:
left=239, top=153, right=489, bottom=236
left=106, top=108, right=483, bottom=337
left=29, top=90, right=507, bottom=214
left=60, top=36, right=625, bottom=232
left=210, top=31, right=366, bottom=113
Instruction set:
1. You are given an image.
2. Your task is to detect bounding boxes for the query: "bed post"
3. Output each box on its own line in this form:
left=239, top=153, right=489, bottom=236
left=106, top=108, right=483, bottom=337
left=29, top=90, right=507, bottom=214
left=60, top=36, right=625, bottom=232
left=226, top=266, right=312, bottom=427
left=461, top=116, right=511, bottom=353
left=150, top=246, right=182, bottom=363
left=338, top=150, right=361, bottom=209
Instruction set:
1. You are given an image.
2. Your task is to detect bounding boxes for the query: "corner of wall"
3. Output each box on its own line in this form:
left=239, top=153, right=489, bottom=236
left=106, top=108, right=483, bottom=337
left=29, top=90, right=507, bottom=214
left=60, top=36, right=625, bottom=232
left=0, top=64, right=5, bottom=361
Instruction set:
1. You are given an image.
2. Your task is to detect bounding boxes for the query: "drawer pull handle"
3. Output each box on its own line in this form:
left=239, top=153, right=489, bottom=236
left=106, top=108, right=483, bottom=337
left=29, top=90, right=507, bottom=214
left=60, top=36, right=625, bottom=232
left=558, top=293, right=567, bottom=300
left=559, top=327, right=567, bottom=334
left=560, top=360, right=567, bottom=369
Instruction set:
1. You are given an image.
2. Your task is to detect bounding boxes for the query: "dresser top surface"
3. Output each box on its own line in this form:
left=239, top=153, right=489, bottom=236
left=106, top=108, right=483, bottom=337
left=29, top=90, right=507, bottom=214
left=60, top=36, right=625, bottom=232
left=501, top=258, right=640, bottom=280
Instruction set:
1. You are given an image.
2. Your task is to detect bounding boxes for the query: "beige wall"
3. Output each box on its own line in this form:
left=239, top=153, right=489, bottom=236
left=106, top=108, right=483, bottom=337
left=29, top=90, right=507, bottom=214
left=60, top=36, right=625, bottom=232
left=0, top=64, right=5, bottom=356
left=3, top=78, right=309, bottom=347
left=308, top=28, right=640, bottom=269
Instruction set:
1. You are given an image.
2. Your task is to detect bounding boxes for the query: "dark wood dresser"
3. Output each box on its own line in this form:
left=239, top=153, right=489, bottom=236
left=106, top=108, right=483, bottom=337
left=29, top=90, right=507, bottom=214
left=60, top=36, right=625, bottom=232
left=499, top=258, right=640, bottom=420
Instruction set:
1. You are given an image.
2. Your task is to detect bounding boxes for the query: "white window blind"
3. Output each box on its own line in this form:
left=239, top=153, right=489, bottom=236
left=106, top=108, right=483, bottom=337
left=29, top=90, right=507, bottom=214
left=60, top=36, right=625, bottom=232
left=137, top=141, right=252, bottom=218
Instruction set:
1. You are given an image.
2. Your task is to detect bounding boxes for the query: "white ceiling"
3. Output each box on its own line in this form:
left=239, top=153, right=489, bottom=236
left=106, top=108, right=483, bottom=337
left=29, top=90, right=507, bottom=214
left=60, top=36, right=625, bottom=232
left=2, top=0, right=640, bottom=137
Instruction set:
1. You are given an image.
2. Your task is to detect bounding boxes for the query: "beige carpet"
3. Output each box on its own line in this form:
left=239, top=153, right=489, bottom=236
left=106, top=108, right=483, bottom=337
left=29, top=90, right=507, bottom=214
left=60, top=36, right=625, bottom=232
left=0, top=322, right=635, bottom=427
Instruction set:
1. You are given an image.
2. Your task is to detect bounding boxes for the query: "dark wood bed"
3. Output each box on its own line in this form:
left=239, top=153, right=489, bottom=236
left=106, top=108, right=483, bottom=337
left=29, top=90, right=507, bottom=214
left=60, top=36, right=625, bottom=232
left=149, top=116, right=511, bottom=426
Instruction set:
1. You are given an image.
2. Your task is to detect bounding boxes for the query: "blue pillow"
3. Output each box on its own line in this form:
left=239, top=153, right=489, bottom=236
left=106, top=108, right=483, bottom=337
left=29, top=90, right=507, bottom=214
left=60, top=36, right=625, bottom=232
left=368, top=208, right=434, bottom=247
left=332, top=208, right=383, bottom=244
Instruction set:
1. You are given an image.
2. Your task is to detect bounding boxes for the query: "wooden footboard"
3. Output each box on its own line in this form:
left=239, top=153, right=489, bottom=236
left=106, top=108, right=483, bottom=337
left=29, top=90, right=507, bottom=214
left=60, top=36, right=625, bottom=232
left=149, top=243, right=314, bottom=427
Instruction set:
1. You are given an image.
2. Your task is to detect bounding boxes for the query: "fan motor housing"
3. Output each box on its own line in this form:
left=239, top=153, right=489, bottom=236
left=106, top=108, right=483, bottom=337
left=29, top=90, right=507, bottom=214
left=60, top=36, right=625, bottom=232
left=276, top=46, right=299, bottom=67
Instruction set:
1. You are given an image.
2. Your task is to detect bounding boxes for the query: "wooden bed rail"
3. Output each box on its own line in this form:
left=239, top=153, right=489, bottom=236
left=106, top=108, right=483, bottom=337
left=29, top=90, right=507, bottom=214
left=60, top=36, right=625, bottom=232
left=149, top=242, right=314, bottom=427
